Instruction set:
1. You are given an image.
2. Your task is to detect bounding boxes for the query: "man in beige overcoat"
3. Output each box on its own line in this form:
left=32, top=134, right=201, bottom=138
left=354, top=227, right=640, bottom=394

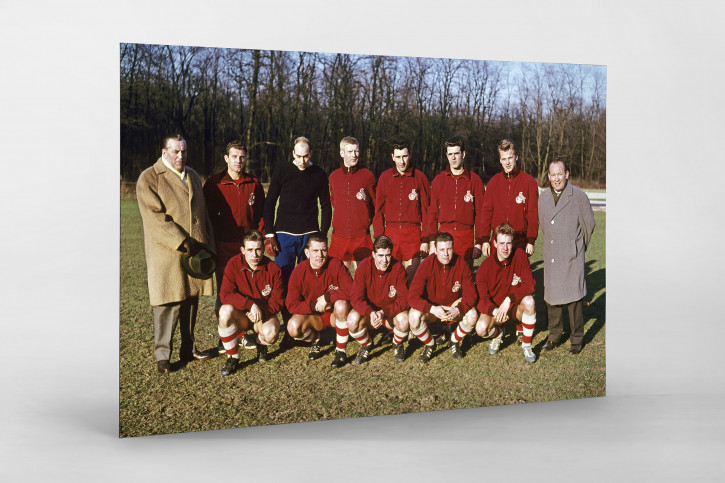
left=137, top=134, right=215, bottom=373
left=538, top=157, right=596, bottom=355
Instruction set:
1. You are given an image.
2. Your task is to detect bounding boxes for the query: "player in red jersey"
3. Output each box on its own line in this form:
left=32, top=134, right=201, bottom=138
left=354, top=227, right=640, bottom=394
left=285, top=232, right=354, bottom=368
left=372, top=140, right=431, bottom=285
left=475, top=223, right=537, bottom=363
left=408, top=232, right=478, bottom=362
left=217, top=230, right=284, bottom=376
left=347, top=235, right=410, bottom=364
left=328, top=136, right=376, bottom=273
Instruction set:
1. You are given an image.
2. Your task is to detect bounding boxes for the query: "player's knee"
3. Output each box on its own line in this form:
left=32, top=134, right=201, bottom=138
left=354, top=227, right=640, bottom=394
left=286, top=316, right=303, bottom=338
left=408, top=309, right=422, bottom=328
left=347, top=310, right=362, bottom=331
left=334, top=300, right=350, bottom=319
left=522, top=295, right=535, bottom=314
left=475, top=316, right=491, bottom=337
left=395, top=313, right=410, bottom=332
left=260, top=322, right=279, bottom=344
left=218, top=304, right=235, bottom=327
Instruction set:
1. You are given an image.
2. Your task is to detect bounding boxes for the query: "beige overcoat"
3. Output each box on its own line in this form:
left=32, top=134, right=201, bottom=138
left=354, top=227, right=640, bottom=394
left=137, top=158, right=215, bottom=306
left=538, top=182, right=596, bottom=306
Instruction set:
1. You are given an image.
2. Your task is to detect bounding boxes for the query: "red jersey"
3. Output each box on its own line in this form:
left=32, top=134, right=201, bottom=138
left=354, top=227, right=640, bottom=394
left=329, top=165, right=376, bottom=238
left=480, top=168, right=539, bottom=245
left=372, top=167, right=431, bottom=242
left=408, top=254, right=477, bottom=315
left=351, top=256, right=409, bottom=317
left=285, top=257, right=353, bottom=315
left=428, top=166, right=486, bottom=244
left=475, top=248, right=535, bottom=315
left=220, top=254, right=284, bottom=314
left=203, top=171, right=265, bottom=242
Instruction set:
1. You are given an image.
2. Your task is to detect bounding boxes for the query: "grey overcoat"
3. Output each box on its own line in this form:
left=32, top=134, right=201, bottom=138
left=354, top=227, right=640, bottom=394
left=137, top=158, right=215, bottom=306
left=538, top=182, right=596, bottom=305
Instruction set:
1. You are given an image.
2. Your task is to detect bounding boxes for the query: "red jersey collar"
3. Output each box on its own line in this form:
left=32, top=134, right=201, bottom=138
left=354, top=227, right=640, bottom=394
left=341, top=164, right=359, bottom=174
left=503, top=167, right=521, bottom=179
left=241, top=255, right=267, bottom=272
left=445, top=165, right=471, bottom=179
left=494, top=250, right=513, bottom=267
left=221, top=171, right=254, bottom=184
left=393, top=166, right=414, bottom=177
left=306, top=258, right=329, bottom=276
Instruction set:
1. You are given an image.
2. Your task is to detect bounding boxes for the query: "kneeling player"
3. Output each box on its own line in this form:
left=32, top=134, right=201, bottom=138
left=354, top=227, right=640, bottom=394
left=347, top=235, right=410, bottom=364
left=218, top=230, right=284, bottom=376
left=286, top=232, right=354, bottom=368
left=475, top=223, right=537, bottom=363
left=408, top=232, right=478, bottom=362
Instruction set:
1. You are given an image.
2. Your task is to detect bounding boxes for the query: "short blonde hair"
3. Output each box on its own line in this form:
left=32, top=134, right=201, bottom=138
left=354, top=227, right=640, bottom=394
left=340, top=136, right=359, bottom=150
left=497, top=138, right=516, bottom=155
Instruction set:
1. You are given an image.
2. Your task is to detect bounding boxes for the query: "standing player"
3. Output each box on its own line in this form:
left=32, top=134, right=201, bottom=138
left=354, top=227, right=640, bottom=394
left=347, top=235, right=410, bottom=364
left=428, top=136, right=485, bottom=268
left=203, top=140, right=265, bottom=351
left=373, top=140, right=431, bottom=285
left=480, top=138, right=539, bottom=342
left=474, top=223, right=538, bottom=363
left=263, top=137, right=332, bottom=286
left=539, top=157, right=596, bottom=355
left=217, top=230, right=284, bottom=376
left=408, top=232, right=478, bottom=362
left=328, top=136, right=376, bottom=273
left=285, top=233, right=354, bottom=368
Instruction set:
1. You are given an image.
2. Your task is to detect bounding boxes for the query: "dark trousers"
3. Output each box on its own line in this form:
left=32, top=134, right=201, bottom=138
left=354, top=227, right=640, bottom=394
left=152, top=296, right=199, bottom=361
left=545, top=298, right=584, bottom=345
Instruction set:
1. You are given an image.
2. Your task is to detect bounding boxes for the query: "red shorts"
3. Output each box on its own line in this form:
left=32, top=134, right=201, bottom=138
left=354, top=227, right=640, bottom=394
left=438, top=226, right=474, bottom=260
left=328, top=233, right=373, bottom=262
left=385, top=225, right=422, bottom=262
left=319, top=310, right=332, bottom=327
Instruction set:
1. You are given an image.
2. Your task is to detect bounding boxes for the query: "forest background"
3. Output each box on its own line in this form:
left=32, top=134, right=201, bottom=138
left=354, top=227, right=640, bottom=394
left=120, top=44, right=606, bottom=185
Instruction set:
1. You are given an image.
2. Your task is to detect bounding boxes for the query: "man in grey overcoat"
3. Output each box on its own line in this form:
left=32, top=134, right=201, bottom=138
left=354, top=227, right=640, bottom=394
left=538, top=157, right=596, bottom=354
left=137, top=134, right=215, bottom=373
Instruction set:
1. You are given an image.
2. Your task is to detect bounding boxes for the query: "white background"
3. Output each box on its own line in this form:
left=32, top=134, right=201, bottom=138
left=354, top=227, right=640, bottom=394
left=1, top=0, right=724, bottom=480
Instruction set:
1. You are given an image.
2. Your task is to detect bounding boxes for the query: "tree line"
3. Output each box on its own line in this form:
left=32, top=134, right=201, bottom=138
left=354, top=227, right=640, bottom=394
left=121, top=44, right=606, bottom=186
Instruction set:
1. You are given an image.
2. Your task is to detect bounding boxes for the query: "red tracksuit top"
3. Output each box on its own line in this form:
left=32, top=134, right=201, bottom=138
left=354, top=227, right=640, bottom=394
left=351, top=256, right=409, bottom=317
left=220, top=254, right=284, bottom=314
left=329, top=164, right=376, bottom=238
left=428, top=166, right=486, bottom=243
left=203, top=171, right=265, bottom=242
left=372, top=167, right=431, bottom=242
left=480, top=168, right=539, bottom=244
left=285, top=257, right=353, bottom=315
left=408, top=254, right=478, bottom=315
left=475, top=248, right=535, bottom=315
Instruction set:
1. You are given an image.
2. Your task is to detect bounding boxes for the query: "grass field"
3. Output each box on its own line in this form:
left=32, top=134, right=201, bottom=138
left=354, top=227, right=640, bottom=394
left=120, top=196, right=605, bottom=437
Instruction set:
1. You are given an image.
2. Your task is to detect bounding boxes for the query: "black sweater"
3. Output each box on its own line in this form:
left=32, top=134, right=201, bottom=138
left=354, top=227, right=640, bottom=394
left=263, top=161, right=332, bottom=235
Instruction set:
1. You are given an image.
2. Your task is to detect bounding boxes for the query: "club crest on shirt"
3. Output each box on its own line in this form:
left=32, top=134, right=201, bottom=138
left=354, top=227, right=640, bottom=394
left=356, top=188, right=367, bottom=201
left=388, top=285, right=396, bottom=298
left=463, top=190, right=473, bottom=202
left=261, top=284, right=272, bottom=296
left=248, top=193, right=256, bottom=206
left=515, top=192, right=526, bottom=204
left=452, top=281, right=461, bottom=293
left=328, top=284, right=339, bottom=291
left=511, top=274, right=521, bottom=286
left=408, top=189, right=419, bottom=201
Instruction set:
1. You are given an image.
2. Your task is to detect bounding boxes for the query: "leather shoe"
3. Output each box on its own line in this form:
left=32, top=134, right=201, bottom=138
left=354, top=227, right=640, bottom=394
left=157, top=360, right=171, bottom=373
left=180, top=350, right=211, bottom=362
left=569, top=344, right=583, bottom=354
left=542, top=339, right=560, bottom=351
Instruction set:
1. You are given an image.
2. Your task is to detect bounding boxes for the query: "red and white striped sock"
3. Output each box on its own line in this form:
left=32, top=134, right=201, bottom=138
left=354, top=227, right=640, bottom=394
left=392, top=328, right=407, bottom=345
left=218, top=325, right=242, bottom=358
left=296, top=328, right=319, bottom=343
left=335, top=319, right=349, bottom=351
left=450, top=320, right=473, bottom=344
left=411, top=323, right=434, bottom=346
left=521, top=313, right=536, bottom=347
left=516, top=323, right=523, bottom=335
left=350, top=328, right=371, bottom=347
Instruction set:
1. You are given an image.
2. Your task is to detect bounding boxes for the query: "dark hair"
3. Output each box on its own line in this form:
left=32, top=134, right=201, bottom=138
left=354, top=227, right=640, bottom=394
left=494, top=223, right=515, bottom=239
left=226, top=140, right=247, bottom=156
left=242, top=230, right=264, bottom=246
left=304, top=232, right=328, bottom=249
left=373, top=235, right=393, bottom=252
left=434, top=231, right=454, bottom=244
left=445, top=136, right=465, bottom=152
left=162, top=134, right=185, bottom=150
left=549, top=156, right=568, bottom=172
left=391, top=139, right=409, bottom=153
left=497, top=138, right=516, bottom=155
